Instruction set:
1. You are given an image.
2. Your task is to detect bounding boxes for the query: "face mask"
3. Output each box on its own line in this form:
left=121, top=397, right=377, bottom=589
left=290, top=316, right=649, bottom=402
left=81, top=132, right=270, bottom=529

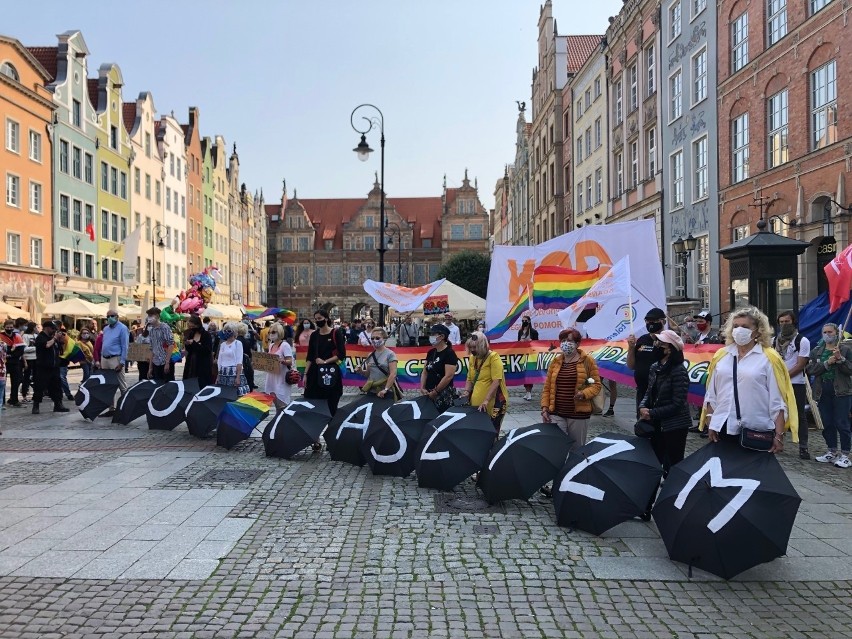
left=560, top=341, right=576, bottom=355
left=315, top=319, right=326, bottom=327
left=3, top=328, right=12, bottom=334
left=656, top=347, right=669, bottom=361
left=147, top=316, right=157, bottom=325
left=522, top=320, right=529, bottom=325
left=107, top=316, right=118, bottom=326
left=221, top=329, right=234, bottom=340
left=823, top=333, right=839, bottom=344
left=371, top=338, right=384, bottom=347
left=696, top=321, right=708, bottom=331
left=779, top=324, right=796, bottom=338
left=303, top=322, right=311, bottom=329
left=80, top=333, right=90, bottom=340
left=646, top=321, right=663, bottom=333
left=732, top=326, right=754, bottom=346
left=429, top=335, right=439, bottom=345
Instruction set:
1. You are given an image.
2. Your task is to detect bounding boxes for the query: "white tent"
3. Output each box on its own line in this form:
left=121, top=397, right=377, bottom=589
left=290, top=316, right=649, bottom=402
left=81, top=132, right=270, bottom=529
left=402, top=280, right=486, bottom=320
left=0, top=300, right=27, bottom=319
left=204, top=304, right=245, bottom=320
left=42, top=298, right=106, bottom=317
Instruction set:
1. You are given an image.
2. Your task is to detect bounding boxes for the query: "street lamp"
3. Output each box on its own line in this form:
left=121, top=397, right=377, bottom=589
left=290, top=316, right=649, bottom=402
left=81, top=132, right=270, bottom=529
left=151, top=223, right=165, bottom=307
left=245, top=266, right=255, bottom=306
left=385, top=221, right=404, bottom=285
left=351, top=103, right=385, bottom=324
left=672, top=233, right=697, bottom=300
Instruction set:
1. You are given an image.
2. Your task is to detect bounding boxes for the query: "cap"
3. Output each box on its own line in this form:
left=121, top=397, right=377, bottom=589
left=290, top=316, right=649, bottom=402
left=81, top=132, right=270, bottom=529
left=42, top=320, right=57, bottom=330
left=693, top=310, right=712, bottom=321
left=657, top=329, right=684, bottom=351
left=443, top=312, right=454, bottom=319
left=644, top=307, right=666, bottom=321
left=429, top=324, right=450, bottom=337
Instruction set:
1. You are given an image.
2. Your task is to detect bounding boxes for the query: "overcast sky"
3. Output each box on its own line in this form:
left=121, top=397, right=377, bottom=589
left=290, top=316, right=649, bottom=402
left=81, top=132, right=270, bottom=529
left=7, top=0, right=623, bottom=209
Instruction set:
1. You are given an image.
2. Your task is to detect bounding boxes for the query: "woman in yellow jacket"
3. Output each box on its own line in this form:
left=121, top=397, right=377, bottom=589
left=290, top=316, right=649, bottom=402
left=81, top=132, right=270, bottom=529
left=461, top=330, right=509, bottom=431
left=540, top=328, right=603, bottom=452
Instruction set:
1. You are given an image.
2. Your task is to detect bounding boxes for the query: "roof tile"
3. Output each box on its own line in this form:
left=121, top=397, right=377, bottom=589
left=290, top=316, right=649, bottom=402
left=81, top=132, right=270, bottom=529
left=566, top=35, right=603, bottom=74
left=25, top=46, right=57, bottom=81
left=122, top=102, right=136, bottom=134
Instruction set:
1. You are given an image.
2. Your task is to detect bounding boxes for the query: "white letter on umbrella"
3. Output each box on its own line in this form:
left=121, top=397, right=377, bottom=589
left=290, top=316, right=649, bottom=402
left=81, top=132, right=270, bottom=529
left=558, top=437, right=635, bottom=501
left=77, top=374, right=106, bottom=410
left=184, top=385, right=222, bottom=416
left=335, top=402, right=373, bottom=440
left=268, top=400, right=316, bottom=438
left=373, top=400, right=420, bottom=463
left=674, top=457, right=760, bottom=533
left=420, top=410, right=467, bottom=461
left=487, top=427, right=540, bottom=470
left=148, top=381, right=186, bottom=417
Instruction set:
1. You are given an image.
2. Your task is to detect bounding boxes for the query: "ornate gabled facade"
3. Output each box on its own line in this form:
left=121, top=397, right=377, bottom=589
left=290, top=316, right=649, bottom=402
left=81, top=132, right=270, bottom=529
left=182, top=107, right=203, bottom=277
left=157, top=109, right=188, bottom=302
left=210, top=135, right=230, bottom=303
left=266, top=174, right=487, bottom=320
left=200, top=136, right=214, bottom=269
left=508, top=110, right=532, bottom=245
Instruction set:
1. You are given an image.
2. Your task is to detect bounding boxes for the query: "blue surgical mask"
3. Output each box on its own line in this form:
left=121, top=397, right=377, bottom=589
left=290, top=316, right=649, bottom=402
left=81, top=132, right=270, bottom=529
left=107, top=316, right=118, bottom=326
left=429, top=335, right=439, bottom=345
left=220, top=329, right=234, bottom=340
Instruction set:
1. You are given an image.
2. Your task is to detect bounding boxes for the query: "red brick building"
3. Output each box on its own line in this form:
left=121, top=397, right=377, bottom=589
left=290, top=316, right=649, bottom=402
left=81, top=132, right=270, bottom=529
left=265, top=174, right=489, bottom=321
left=717, top=0, right=851, bottom=313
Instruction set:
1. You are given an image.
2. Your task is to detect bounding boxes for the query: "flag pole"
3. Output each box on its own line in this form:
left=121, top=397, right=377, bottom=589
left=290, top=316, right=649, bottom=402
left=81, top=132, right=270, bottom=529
left=843, top=302, right=852, bottom=338
left=628, top=288, right=634, bottom=335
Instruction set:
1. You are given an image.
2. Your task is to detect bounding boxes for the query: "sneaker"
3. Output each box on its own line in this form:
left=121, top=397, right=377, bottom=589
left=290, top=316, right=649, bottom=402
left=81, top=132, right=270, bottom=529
left=539, top=485, right=553, bottom=498
left=834, top=454, right=851, bottom=469
left=815, top=451, right=837, bottom=463
left=604, top=408, right=615, bottom=417
left=523, top=392, right=532, bottom=401
left=7, top=401, right=21, bottom=407
left=799, top=449, right=810, bottom=460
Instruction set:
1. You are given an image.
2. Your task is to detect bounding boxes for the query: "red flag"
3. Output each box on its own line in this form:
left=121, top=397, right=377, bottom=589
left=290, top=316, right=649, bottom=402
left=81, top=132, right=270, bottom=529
left=85, top=223, right=95, bottom=242
left=824, top=244, right=852, bottom=312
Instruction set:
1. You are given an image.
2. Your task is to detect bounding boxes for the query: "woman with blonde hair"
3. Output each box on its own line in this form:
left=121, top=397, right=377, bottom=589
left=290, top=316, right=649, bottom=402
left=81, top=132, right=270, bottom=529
left=462, top=331, right=509, bottom=431
left=700, top=306, right=797, bottom=453
left=216, top=321, right=249, bottom=395
left=357, top=326, right=400, bottom=400
left=265, top=321, right=294, bottom=411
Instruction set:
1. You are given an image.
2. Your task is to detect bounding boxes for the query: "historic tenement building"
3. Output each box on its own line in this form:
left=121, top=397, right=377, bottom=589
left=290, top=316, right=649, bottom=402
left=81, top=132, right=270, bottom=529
left=717, top=0, right=852, bottom=313
left=266, top=174, right=489, bottom=320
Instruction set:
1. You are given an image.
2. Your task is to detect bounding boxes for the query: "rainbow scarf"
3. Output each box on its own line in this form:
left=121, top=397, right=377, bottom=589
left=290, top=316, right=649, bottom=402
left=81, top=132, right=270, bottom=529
left=60, top=337, right=86, bottom=363
left=532, top=265, right=599, bottom=310
left=485, top=286, right=532, bottom=340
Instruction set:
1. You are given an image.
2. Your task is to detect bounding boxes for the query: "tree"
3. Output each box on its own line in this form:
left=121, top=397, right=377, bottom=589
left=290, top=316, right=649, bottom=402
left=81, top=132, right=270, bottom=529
left=437, top=251, right=491, bottom=299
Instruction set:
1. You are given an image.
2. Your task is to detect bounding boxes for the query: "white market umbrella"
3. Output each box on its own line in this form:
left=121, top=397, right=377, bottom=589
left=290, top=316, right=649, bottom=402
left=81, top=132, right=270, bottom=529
left=42, top=298, right=106, bottom=317
left=0, top=300, right=27, bottom=319
left=204, top=303, right=245, bottom=320
left=405, top=280, right=486, bottom=320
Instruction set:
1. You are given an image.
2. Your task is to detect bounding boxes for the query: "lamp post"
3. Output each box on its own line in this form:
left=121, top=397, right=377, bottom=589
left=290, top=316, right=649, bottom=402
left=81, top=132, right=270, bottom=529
left=672, top=233, right=697, bottom=301
left=351, top=103, right=385, bottom=324
left=385, top=221, right=404, bottom=285
left=151, top=223, right=165, bottom=307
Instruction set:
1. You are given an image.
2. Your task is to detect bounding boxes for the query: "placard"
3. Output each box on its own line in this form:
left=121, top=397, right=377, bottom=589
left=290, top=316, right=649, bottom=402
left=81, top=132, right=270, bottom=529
left=424, top=295, right=449, bottom=315
left=127, top=342, right=152, bottom=362
left=252, top=350, right=281, bottom=373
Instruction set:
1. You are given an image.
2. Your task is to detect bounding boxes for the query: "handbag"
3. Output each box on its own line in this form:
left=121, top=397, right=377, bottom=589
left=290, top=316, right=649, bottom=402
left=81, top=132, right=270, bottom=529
left=633, top=420, right=656, bottom=438
left=285, top=369, right=301, bottom=385
left=370, top=352, right=403, bottom=400
left=733, top=355, right=774, bottom=452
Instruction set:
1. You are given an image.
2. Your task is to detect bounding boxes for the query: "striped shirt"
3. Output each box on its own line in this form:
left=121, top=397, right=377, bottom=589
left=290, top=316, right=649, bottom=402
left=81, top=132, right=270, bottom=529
left=148, top=324, right=174, bottom=366
left=554, top=361, right=581, bottom=418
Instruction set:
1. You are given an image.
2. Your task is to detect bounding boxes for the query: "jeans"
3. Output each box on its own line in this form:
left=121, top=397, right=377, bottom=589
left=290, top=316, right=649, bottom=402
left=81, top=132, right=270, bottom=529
left=59, top=366, right=71, bottom=398
left=81, top=361, right=92, bottom=382
left=817, top=383, right=852, bottom=453
left=792, top=383, right=808, bottom=450
left=0, top=380, right=5, bottom=405
left=6, top=360, right=22, bottom=404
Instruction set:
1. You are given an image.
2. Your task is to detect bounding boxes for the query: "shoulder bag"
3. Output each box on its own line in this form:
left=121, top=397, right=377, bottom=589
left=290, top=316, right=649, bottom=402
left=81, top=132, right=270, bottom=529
left=370, top=351, right=403, bottom=400
left=734, top=355, right=774, bottom=452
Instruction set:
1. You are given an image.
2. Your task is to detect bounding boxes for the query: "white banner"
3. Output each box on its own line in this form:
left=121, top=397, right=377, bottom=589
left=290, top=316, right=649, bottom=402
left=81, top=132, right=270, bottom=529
left=485, top=221, right=666, bottom=342
left=363, top=278, right=447, bottom=313
left=122, top=225, right=143, bottom=285
left=558, top=256, right=632, bottom=327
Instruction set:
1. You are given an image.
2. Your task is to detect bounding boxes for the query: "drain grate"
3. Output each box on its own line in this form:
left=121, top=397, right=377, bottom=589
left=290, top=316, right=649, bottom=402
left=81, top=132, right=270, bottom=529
left=198, top=469, right=265, bottom=483
left=473, top=524, right=499, bottom=535
left=433, top=494, right=505, bottom=514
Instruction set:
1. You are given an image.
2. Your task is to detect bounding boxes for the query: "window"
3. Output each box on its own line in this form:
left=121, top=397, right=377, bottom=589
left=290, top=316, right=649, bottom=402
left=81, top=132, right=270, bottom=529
left=111, top=260, right=119, bottom=282
left=695, top=235, right=709, bottom=308
left=59, top=140, right=69, bottom=173
left=29, top=130, right=41, bottom=162
left=111, top=213, right=118, bottom=242
left=577, top=184, right=584, bottom=212
left=170, top=153, right=175, bottom=176
left=693, top=136, right=708, bottom=200
left=6, top=174, right=19, bottom=207
left=614, top=80, right=623, bottom=123
left=85, top=254, right=93, bottom=278
left=59, top=195, right=69, bottom=227
left=29, top=181, right=41, bottom=213
left=670, top=70, right=682, bottom=120
left=732, top=113, right=750, bottom=183
left=423, top=239, right=432, bottom=249
left=811, top=0, right=832, bottom=14
left=671, top=150, right=684, bottom=208
left=470, top=224, right=483, bottom=239
left=176, top=157, right=181, bottom=177
left=74, top=252, right=83, bottom=276
left=647, top=128, right=657, bottom=177
left=732, top=13, right=749, bottom=73
left=101, top=162, right=108, bottom=191
left=812, top=60, right=837, bottom=150
left=0, top=62, right=18, bottom=81
left=595, top=168, right=603, bottom=203
left=6, top=233, right=20, bottom=264
left=145, top=174, right=151, bottom=199
left=84, top=153, right=93, bottom=184
left=5, top=119, right=19, bottom=153
left=629, top=64, right=638, bottom=111
left=134, top=167, right=141, bottom=194
left=144, top=132, right=151, bottom=157
left=615, top=152, right=624, bottom=194
left=694, top=0, right=706, bottom=15
left=669, top=1, right=682, bottom=40
left=120, top=216, right=127, bottom=241
left=60, top=249, right=70, bottom=274
left=72, top=200, right=82, bottom=231
left=166, top=264, right=172, bottom=288
left=451, top=224, right=464, bottom=240
left=101, top=209, right=109, bottom=239
left=29, top=237, right=42, bottom=268
left=630, top=141, right=639, bottom=187
left=72, top=99, right=81, bottom=127
left=594, top=117, right=602, bottom=147
left=585, top=89, right=591, bottom=109
left=768, top=89, right=789, bottom=168
left=166, top=187, right=172, bottom=211
left=768, top=0, right=787, bottom=45
left=155, top=181, right=161, bottom=205
left=110, top=167, right=118, bottom=196
left=585, top=176, right=592, bottom=209
left=692, top=48, right=707, bottom=104
left=85, top=204, right=93, bottom=230
left=576, top=136, right=583, bottom=163
left=110, top=125, right=118, bottom=150
left=576, top=99, right=583, bottom=120
left=646, top=44, right=656, bottom=95
left=585, top=128, right=592, bottom=156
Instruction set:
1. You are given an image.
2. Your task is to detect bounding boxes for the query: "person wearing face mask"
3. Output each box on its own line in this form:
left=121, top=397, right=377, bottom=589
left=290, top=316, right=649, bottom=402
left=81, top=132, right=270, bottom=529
left=183, top=314, right=214, bottom=389
left=443, top=313, right=461, bottom=346
left=420, top=324, right=458, bottom=411
left=134, top=322, right=152, bottom=381
left=77, top=329, right=94, bottom=382
left=806, top=322, right=852, bottom=468
left=517, top=315, right=539, bottom=401
left=463, top=330, right=509, bottom=433
left=144, top=308, right=174, bottom=382
left=215, top=322, right=248, bottom=394
left=773, top=311, right=811, bottom=459
left=304, top=308, right=346, bottom=419
left=540, top=328, right=602, bottom=453
left=686, top=310, right=722, bottom=345
left=358, top=327, right=400, bottom=399
left=295, top=319, right=315, bottom=351
left=699, top=306, right=797, bottom=455
left=347, top=318, right=363, bottom=345
left=98, top=309, right=130, bottom=408
left=0, top=319, right=25, bottom=407
left=627, top=307, right=667, bottom=416
left=265, top=321, right=294, bottom=411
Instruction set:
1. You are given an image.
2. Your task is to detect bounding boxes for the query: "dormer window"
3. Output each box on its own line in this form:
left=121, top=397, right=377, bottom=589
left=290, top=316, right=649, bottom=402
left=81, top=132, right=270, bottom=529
left=0, top=62, right=19, bottom=81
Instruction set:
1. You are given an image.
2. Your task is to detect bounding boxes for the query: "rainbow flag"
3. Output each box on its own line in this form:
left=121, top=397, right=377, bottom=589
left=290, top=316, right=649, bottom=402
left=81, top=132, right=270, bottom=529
left=60, top=337, right=86, bottom=363
left=532, top=265, right=599, bottom=310
left=243, top=306, right=297, bottom=325
left=170, top=335, right=182, bottom=364
left=485, top=286, right=532, bottom=341
left=220, top=392, right=274, bottom=433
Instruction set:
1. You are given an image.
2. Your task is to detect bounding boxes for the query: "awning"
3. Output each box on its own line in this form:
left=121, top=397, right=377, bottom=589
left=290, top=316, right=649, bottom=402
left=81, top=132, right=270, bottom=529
left=77, top=293, right=110, bottom=303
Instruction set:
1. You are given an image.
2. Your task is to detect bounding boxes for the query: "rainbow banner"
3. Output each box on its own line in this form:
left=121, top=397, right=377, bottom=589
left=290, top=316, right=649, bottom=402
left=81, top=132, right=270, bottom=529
left=294, top=341, right=723, bottom=406
left=60, top=337, right=86, bottom=363
left=243, top=306, right=297, bottom=324
left=485, top=287, right=532, bottom=340
left=532, top=265, right=599, bottom=311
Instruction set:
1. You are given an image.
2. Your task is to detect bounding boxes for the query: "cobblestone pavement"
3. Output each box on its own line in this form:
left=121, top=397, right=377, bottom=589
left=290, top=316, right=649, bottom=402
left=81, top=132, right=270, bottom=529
left=0, top=367, right=850, bottom=638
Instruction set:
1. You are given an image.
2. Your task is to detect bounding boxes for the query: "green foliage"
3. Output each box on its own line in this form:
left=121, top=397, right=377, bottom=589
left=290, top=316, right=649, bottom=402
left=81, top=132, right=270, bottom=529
left=437, top=251, right=491, bottom=299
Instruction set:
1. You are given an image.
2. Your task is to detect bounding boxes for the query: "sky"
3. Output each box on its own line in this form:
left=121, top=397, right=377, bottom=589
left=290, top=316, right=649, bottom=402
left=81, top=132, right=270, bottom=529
left=6, top=0, right=623, bottom=210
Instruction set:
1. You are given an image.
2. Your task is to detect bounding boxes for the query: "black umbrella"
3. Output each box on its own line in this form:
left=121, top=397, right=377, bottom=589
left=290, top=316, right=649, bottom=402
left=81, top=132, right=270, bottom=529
left=324, top=395, right=395, bottom=466
left=553, top=432, right=663, bottom=535
left=75, top=370, right=120, bottom=420
left=185, top=385, right=239, bottom=438
left=146, top=379, right=200, bottom=431
left=653, top=442, right=801, bottom=579
left=113, top=380, right=162, bottom=425
left=215, top=392, right=275, bottom=450
left=415, top=406, right=497, bottom=491
left=477, top=423, right=574, bottom=503
left=362, top=396, right=441, bottom=477
left=262, top=398, right=332, bottom=458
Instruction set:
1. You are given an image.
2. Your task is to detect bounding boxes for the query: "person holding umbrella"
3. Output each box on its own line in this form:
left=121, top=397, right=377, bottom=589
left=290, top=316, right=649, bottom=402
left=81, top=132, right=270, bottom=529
left=638, top=330, right=692, bottom=473
left=462, top=330, right=509, bottom=432
left=357, top=327, right=400, bottom=400
left=700, top=306, right=795, bottom=454
left=183, top=314, right=214, bottom=389
left=304, top=308, right=346, bottom=417
left=216, top=322, right=249, bottom=395
left=806, top=322, right=852, bottom=468
left=265, top=321, right=294, bottom=411
left=420, top=324, right=458, bottom=411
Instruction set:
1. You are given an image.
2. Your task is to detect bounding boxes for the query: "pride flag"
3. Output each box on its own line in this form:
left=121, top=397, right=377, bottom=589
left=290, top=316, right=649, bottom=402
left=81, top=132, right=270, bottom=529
left=60, top=337, right=86, bottom=363
left=485, top=286, right=532, bottom=340
left=243, top=306, right=297, bottom=325
left=220, top=391, right=274, bottom=433
left=532, top=265, right=599, bottom=310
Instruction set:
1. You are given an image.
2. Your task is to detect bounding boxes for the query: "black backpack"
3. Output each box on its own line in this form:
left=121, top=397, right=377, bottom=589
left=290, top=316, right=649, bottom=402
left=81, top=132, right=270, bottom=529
left=773, top=333, right=804, bottom=353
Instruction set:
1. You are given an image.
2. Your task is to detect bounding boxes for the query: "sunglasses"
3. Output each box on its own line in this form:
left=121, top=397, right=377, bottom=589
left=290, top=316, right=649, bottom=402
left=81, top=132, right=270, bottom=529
left=107, top=314, right=117, bottom=318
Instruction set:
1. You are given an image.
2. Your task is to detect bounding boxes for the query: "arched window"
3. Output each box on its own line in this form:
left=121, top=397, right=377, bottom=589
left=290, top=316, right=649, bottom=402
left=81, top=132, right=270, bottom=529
left=0, top=62, right=19, bottom=81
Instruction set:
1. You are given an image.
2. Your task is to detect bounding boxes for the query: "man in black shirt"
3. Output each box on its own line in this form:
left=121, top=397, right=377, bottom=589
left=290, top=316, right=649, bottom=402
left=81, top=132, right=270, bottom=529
left=347, top=319, right=362, bottom=345
left=32, top=321, right=68, bottom=414
left=626, top=307, right=666, bottom=416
